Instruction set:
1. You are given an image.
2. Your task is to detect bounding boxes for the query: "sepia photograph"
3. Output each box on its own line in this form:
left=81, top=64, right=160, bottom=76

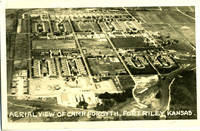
left=1, top=0, right=200, bottom=130
left=5, top=6, right=196, bottom=121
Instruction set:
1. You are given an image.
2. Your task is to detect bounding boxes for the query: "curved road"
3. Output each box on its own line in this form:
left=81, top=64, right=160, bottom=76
left=160, top=78, right=175, bottom=113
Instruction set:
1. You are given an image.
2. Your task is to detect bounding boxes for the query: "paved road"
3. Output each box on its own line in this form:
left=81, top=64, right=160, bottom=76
left=68, top=18, right=96, bottom=88
left=123, top=7, right=162, bottom=75
left=47, top=12, right=53, bottom=33
left=176, top=7, right=195, bottom=20
left=100, top=21, right=147, bottom=108
left=159, top=63, right=194, bottom=112
left=166, top=78, right=175, bottom=111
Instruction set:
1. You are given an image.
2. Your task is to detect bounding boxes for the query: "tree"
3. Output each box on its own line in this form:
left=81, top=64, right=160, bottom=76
left=78, top=101, right=88, bottom=109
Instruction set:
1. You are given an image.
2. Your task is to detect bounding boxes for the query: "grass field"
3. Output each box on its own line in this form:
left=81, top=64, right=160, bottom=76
left=130, top=7, right=195, bottom=52
left=64, top=21, right=72, bottom=33
left=111, top=37, right=147, bottom=48
left=117, top=75, right=135, bottom=90
left=171, top=24, right=195, bottom=45
left=32, top=39, right=76, bottom=49
left=131, top=9, right=194, bottom=24
left=143, top=24, right=195, bottom=53
left=6, top=9, right=28, bottom=33
left=80, top=39, right=114, bottom=56
left=14, top=60, right=28, bottom=70
left=6, top=34, right=16, bottom=59
left=6, top=16, right=17, bottom=33
left=87, top=57, right=126, bottom=75
left=6, top=9, right=19, bottom=33
left=176, top=6, right=195, bottom=17
left=177, top=6, right=194, bottom=12
left=20, top=19, right=30, bottom=33
left=7, top=59, right=28, bottom=94
left=79, top=39, right=111, bottom=49
left=14, top=34, right=29, bottom=59
left=143, top=23, right=195, bottom=44
left=72, top=21, right=101, bottom=32
left=7, top=60, right=14, bottom=94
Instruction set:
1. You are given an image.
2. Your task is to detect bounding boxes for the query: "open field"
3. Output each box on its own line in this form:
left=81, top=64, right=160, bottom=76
left=111, top=37, right=147, bottom=48
left=174, top=56, right=196, bottom=66
left=7, top=60, right=28, bottom=94
left=142, top=24, right=195, bottom=53
left=6, top=34, right=16, bottom=59
left=79, top=39, right=111, bottom=49
left=171, top=24, right=195, bottom=45
left=87, top=57, right=126, bottom=76
left=6, top=9, right=20, bottom=33
left=130, top=9, right=194, bottom=24
left=6, top=15, right=17, bottom=33
left=129, top=7, right=195, bottom=51
left=176, top=6, right=194, bottom=12
left=64, top=21, right=72, bottom=33
left=72, top=21, right=101, bottom=32
left=7, top=60, right=14, bottom=94
left=83, top=48, right=115, bottom=56
left=80, top=39, right=114, bottom=56
left=29, top=78, right=66, bottom=96
left=20, top=19, right=30, bottom=33
left=14, top=34, right=29, bottom=59
left=176, top=6, right=195, bottom=17
left=6, top=9, right=30, bottom=33
left=13, top=60, right=28, bottom=70
left=117, top=75, right=135, bottom=90
left=32, top=39, right=76, bottom=49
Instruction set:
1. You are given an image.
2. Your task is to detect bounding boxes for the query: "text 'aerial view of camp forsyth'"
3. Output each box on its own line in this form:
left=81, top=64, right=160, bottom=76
left=6, top=6, right=196, bottom=122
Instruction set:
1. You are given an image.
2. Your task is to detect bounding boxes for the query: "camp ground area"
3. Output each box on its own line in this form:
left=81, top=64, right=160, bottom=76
left=6, top=7, right=196, bottom=123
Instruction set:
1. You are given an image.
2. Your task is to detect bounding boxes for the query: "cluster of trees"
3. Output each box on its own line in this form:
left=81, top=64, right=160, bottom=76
left=77, top=101, right=88, bottom=109
left=95, top=90, right=133, bottom=111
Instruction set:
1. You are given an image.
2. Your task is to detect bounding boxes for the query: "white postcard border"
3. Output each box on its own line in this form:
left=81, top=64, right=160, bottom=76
left=1, top=0, right=200, bottom=130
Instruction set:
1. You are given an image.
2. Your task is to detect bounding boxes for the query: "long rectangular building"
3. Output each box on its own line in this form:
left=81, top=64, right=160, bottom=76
left=75, top=58, right=87, bottom=75
left=63, top=21, right=72, bottom=33
left=33, top=60, right=41, bottom=77
left=52, top=21, right=59, bottom=33
left=48, top=58, right=57, bottom=77
left=60, top=58, right=71, bottom=76
left=98, top=22, right=111, bottom=32
left=31, top=22, right=37, bottom=33
left=43, top=21, right=50, bottom=33
left=111, top=21, right=123, bottom=31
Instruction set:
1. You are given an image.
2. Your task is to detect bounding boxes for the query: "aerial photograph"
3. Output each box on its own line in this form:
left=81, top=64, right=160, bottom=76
left=6, top=6, right=196, bottom=122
